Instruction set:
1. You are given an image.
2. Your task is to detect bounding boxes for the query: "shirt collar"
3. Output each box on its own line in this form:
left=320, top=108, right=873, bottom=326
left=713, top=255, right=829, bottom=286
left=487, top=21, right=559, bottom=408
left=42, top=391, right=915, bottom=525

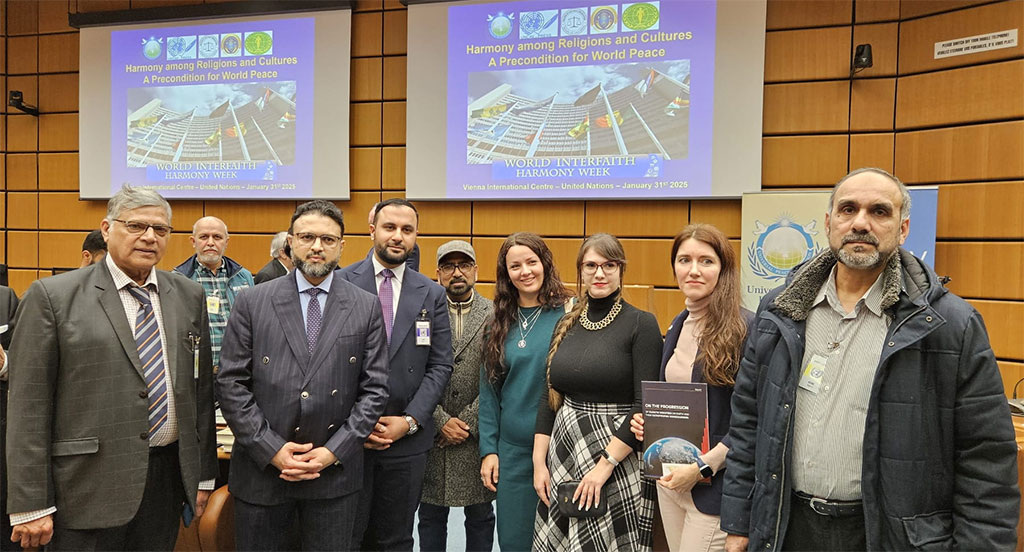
left=197, top=259, right=226, bottom=276
left=295, top=267, right=333, bottom=294
left=371, top=254, right=406, bottom=284
left=813, top=264, right=887, bottom=317
left=106, top=252, right=159, bottom=291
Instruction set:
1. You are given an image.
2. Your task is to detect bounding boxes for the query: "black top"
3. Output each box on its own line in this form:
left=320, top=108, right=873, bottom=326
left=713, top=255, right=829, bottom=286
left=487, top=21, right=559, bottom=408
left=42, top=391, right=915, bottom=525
left=535, top=291, right=663, bottom=447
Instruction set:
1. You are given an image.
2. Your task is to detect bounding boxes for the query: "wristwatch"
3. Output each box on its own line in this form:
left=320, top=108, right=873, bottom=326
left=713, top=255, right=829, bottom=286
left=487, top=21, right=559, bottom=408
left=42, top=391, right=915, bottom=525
left=694, top=456, right=714, bottom=478
left=597, top=449, right=619, bottom=467
left=403, top=414, right=419, bottom=435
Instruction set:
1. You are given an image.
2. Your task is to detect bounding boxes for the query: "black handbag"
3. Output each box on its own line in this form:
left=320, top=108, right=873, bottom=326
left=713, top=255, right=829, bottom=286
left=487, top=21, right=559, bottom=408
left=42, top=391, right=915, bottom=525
left=554, top=480, right=608, bottom=518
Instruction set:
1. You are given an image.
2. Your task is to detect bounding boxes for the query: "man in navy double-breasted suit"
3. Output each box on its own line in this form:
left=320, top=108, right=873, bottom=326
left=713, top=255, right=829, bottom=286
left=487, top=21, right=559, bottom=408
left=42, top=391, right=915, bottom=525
left=338, top=198, right=453, bottom=551
left=217, top=200, right=389, bottom=551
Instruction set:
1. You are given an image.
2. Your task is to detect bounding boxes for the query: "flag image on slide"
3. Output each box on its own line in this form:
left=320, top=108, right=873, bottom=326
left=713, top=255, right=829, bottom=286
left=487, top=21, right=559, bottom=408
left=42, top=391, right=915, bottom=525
left=634, top=69, right=656, bottom=98
left=568, top=116, right=590, bottom=139
left=595, top=110, right=624, bottom=128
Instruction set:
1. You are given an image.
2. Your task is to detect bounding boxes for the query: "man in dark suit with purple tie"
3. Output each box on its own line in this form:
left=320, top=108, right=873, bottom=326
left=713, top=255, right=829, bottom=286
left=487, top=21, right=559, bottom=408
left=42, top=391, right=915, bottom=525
left=217, top=200, right=390, bottom=551
left=338, top=198, right=453, bottom=551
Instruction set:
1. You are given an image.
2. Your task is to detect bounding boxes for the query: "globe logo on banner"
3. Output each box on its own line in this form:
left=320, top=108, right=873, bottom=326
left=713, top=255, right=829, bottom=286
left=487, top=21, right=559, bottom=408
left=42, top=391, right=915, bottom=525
left=245, top=31, right=274, bottom=56
left=487, top=12, right=514, bottom=39
left=142, top=36, right=162, bottom=60
left=623, top=2, right=660, bottom=31
left=748, top=217, right=821, bottom=279
left=520, top=10, right=559, bottom=39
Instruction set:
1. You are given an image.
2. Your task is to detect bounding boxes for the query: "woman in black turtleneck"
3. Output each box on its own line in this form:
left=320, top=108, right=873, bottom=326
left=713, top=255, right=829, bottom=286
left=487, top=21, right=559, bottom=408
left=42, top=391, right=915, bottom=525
left=532, top=233, right=663, bottom=552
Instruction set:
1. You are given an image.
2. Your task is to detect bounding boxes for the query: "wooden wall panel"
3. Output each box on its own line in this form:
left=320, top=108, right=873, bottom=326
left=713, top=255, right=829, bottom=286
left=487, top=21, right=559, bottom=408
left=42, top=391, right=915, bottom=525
left=0, top=157, right=5, bottom=190
left=350, top=57, right=382, bottom=102
left=620, top=239, right=677, bottom=288
left=6, top=153, right=37, bottom=190
left=6, top=36, right=37, bottom=74
left=383, top=10, right=407, bottom=56
left=6, top=0, right=38, bottom=35
left=849, top=133, right=894, bottom=171
left=7, top=192, right=37, bottom=229
left=935, top=242, right=1024, bottom=300
left=382, top=101, right=405, bottom=145
left=77, top=1, right=131, bottom=12
left=7, top=231, right=38, bottom=267
left=37, top=192, right=105, bottom=229
left=899, top=1, right=1024, bottom=74
left=6, top=115, right=37, bottom=151
left=0, top=233, right=5, bottom=264
left=937, top=181, right=1024, bottom=239
left=968, top=299, right=1024, bottom=359
left=850, top=78, right=896, bottom=131
left=351, top=12, right=382, bottom=57
left=0, top=194, right=6, bottom=227
left=896, top=60, right=1024, bottom=129
left=206, top=201, right=298, bottom=234
left=382, top=56, right=406, bottom=100
left=901, top=0, right=1004, bottom=21
left=38, top=33, right=77, bottom=73
left=167, top=201, right=206, bottom=228
left=471, top=236, right=581, bottom=283
left=382, top=147, right=405, bottom=190
left=337, top=191, right=383, bottom=234
left=584, top=200, right=689, bottom=238
left=852, top=23, right=899, bottom=77
left=39, top=113, right=77, bottom=151
left=764, top=27, right=852, bottom=82
left=762, top=135, right=849, bottom=187
left=650, top=288, right=687, bottom=333
left=762, top=81, right=850, bottom=134
left=350, top=102, right=382, bottom=146
left=38, top=0, right=74, bottom=34
left=38, top=230, right=87, bottom=269
left=38, top=73, right=77, bottom=112
left=765, top=0, right=852, bottom=30
left=895, top=121, right=1024, bottom=183
left=473, top=202, right=584, bottom=237
left=7, top=269, right=41, bottom=296
left=413, top=201, right=472, bottom=235
left=690, top=200, right=743, bottom=238
left=856, top=0, right=900, bottom=23
left=997, top=361, right=1024, bottom=399
left=339, top=235, right=373, bottom=268
left=351, top=147, right=382, bottom=191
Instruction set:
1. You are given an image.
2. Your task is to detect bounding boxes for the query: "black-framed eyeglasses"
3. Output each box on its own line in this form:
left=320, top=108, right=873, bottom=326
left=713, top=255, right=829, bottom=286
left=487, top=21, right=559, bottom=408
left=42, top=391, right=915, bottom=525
left=114, top=219, right=173, bottom=237
left=292, top=232, right=342, bottom=247
left=438, top=261, right=475, bottom=275
left=581, top=261, right=619, bottom=275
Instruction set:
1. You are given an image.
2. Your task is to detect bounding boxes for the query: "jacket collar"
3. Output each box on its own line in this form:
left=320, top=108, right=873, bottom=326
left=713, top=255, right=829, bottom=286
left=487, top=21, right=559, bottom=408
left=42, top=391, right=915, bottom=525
left=772, top=249, right=906, bottom=321
left=174, top=254, right=246, bottom=279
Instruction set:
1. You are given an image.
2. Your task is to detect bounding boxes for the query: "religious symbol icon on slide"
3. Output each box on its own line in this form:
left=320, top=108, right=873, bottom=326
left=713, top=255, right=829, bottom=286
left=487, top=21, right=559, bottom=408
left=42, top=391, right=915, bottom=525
left=623, top=2, right=660, bottom=32
left=245, top=31, right=274, bottom=56
left=487, top=12, right=514, bottom=39
left=590, top=6, right=619, bottom=34
left=561, top=8, right=588, bottom=36
left=142, top=36, right=163, bottom=60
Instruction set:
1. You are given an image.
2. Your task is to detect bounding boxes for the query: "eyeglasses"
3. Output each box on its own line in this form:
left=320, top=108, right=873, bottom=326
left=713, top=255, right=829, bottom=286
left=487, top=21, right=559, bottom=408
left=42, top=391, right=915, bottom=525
left=581, top=261, right=620, bottom=275
left=292, top=232, right=342, bottom=247
left=438, top=261, right=475, bottom=275
left=114, top=219, right=173, bottom=237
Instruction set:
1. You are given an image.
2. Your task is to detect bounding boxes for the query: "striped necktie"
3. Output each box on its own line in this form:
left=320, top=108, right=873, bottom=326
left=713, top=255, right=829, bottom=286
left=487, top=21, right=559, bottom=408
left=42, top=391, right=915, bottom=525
left=128, top=285, right=169, bottom=438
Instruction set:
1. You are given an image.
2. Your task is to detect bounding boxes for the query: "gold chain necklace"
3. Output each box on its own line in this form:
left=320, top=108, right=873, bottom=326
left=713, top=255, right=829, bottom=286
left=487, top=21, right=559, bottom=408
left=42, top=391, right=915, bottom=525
left=579, top=297, right=622, bottom=331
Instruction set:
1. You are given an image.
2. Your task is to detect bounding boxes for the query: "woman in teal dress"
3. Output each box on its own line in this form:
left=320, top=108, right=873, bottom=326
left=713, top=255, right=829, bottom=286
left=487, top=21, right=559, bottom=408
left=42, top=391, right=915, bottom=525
left=479, top=232, right=573, bottom=551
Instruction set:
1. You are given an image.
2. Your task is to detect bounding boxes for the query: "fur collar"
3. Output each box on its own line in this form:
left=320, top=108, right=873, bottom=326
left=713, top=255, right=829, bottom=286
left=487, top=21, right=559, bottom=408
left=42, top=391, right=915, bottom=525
left=773, top=250, right=903, bottom=321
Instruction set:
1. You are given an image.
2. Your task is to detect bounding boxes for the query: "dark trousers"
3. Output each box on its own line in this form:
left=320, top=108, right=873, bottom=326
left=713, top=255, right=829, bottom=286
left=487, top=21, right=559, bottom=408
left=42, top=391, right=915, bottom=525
left=417, top=501, right=495, bottom=552
left=233, top=492, right=358, bottom=551
left=49, top=443, right=185, bottom=551
left=353, top=451, right=428, bottom=552
left=782, top=494, right=867, bottom=551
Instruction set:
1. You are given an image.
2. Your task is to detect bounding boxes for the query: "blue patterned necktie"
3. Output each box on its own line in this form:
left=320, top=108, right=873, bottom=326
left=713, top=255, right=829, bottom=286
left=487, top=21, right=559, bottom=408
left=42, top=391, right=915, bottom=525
left=128, top=285, right=168, bottom=438
left=379, top=269, right=395, bottom=343
left=305, top=288, right=323, bottom=354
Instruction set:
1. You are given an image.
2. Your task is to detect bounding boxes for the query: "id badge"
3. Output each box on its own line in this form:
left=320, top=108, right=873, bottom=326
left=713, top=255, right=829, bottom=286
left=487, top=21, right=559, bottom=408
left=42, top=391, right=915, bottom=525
left=798, top=354, right=828, bottom=394
left=206, top=295, right=221, bottom=315
left=415, top=320, right=431, bottom=346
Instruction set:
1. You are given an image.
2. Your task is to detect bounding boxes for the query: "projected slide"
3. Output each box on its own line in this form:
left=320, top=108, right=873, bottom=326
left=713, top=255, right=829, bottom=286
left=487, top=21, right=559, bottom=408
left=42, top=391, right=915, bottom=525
left=448, top=1, right=715, bottom=199
left=111, top=18, right=313, bottom=198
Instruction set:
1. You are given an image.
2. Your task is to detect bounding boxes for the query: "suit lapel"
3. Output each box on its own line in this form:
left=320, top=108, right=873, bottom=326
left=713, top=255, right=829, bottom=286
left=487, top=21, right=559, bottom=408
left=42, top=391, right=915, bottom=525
left=303, top=277, right=353, bottom=387
left=390, top=273, right=426, bottom=358
left=94, top=264, right=145, bottom=380
left=156, top=272, right=179, bottom=389
left=453, top=292, right=487, bottom=359
left=272, top=275, right=311, bottom=372
left=349, top=260, right=377, bottom=296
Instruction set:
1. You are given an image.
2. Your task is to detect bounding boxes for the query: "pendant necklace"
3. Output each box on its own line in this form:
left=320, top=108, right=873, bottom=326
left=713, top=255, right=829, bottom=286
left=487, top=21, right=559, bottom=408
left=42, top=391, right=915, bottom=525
left=517, top=306, right=543, bottom=348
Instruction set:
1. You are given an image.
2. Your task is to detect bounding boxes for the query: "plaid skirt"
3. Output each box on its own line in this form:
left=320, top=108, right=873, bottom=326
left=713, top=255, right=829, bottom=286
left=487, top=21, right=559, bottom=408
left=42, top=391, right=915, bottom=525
left=533, top=397, right=655, bottom=552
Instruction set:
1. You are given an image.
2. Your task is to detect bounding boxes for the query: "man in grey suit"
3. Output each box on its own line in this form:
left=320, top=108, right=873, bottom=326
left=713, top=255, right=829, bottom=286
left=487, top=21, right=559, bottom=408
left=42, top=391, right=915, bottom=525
left=254, top=231, right=292, bottom=284
left=217, top=200, right=389, bottom=551
left=417, top=241, right=496, bottom=552
left=338, top=198, right=453, bottom=551
left=0, top=285, right=20, bottom=551
left=6, top=185, right=218, bottom=550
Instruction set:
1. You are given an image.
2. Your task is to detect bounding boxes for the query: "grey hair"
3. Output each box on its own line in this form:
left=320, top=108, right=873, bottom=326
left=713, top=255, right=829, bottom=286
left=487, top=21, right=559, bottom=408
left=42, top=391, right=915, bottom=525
left=106, top=184, right=172, bottom=223
left=828, top=167, right=911, bottom=222
left=270, top=231, right=289, bottom=258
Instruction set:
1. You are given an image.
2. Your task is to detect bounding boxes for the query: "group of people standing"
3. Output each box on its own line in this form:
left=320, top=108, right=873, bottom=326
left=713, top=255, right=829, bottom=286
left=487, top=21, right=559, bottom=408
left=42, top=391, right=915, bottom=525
left=3, top=166, right=1019, bottom=552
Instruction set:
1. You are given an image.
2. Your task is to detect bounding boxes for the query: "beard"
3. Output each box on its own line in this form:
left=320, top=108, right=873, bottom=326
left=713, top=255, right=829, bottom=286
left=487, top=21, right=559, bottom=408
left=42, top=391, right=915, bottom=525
left=446, top=278, right=471, bottom=297
left=832, top=230, right=890, bottom=270
left=375, top=242, right=410, bottom=265
left=293, top=254, right=339, bottom=279
left=197, top=251, right=222, bottom=266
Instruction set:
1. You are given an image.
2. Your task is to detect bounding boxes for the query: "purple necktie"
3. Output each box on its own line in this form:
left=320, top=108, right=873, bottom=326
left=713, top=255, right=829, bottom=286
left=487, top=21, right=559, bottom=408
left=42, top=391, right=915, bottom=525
left=379, top=269, right=395, bottom=343
left=304, top=288, right=323, bottom=354
left=128, top=285, right=168, bottom=438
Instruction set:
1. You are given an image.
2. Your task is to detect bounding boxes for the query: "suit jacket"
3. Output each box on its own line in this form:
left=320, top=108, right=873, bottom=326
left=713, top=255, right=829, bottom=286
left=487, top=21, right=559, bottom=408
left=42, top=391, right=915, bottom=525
left=422, top=292, right=496, bottom=507
left=659, top=308, right=755, bottom=515
left=216, top=272, right=390, bottom=504
left=0, top=286, right=20, bottom=532
left=254, top=259, right=288, bottom=285
left=337, top=258, right=453, bottom=457
left=5, top=262, right=217, bottom=530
